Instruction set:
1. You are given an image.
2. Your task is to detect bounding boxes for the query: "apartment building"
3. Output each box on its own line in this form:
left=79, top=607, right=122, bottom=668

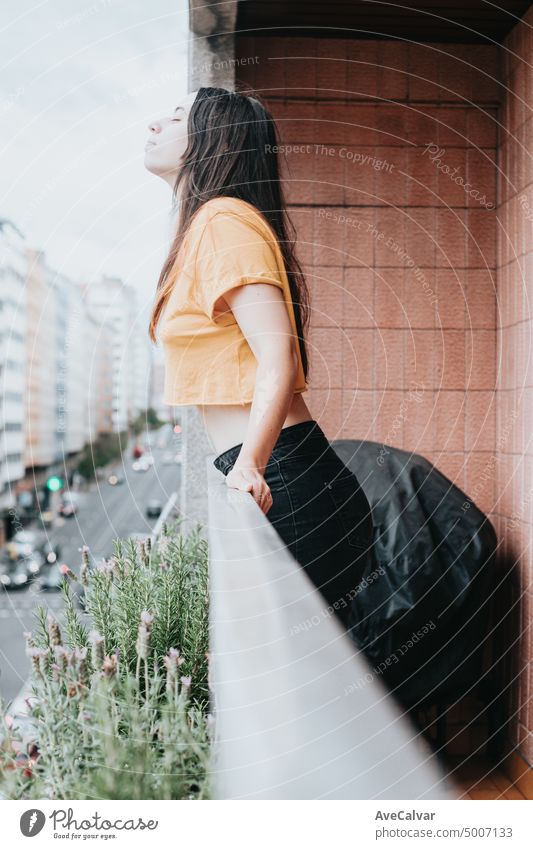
left=0, top=219, right=27, bottom=541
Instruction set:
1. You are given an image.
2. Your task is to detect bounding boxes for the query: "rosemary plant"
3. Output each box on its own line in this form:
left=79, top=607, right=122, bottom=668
left=0, top=521, right=214, bottom=800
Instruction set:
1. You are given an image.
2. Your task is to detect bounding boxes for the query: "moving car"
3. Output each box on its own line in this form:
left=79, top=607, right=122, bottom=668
left=0, top=552, right=31, bottom=589
left=7, top=529, right=41, bottom=558
left=145, top=500, right=163, bottom=518
left=6, top=529, right=60, bottom=566
left=108, top=473, right=124, bottom=486
left=22, top=551, right=44, bottom=579
left=58, top=493, right=79, bottom=517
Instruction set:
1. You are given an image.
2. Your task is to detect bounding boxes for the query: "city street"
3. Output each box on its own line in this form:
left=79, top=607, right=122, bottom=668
left=0, top=431, right=183, bottom=705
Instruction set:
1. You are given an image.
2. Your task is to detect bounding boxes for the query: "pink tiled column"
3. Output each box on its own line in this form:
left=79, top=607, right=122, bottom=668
left=497, top=5, right=533, bottom=768
left=238, top=33, right=498, bottom=499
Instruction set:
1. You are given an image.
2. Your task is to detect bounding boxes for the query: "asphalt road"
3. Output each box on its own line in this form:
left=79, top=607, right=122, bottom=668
left=0, top=431, right=182, bottom=706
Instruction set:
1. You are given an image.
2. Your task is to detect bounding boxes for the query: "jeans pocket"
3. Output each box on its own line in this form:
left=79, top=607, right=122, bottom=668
left=323, top=471, right=373, bottom=550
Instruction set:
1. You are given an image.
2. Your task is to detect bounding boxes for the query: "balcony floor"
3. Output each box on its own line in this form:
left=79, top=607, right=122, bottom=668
left=443, top=755, right=528, bottom=800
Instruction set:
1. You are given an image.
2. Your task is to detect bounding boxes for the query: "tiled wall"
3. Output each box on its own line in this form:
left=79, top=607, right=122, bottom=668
left=235, top=32, right=533, bottom=763
left=236, top=35, right=499, bottom=517
left=496, top=9, right=533, bottom=767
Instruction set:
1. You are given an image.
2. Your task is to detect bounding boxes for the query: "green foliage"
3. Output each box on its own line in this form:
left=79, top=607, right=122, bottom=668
left=77, top=431, right=128, bottom=481
left=129, top=407, right=165, bottom=436
left=0, top=521, right=214, bottom=800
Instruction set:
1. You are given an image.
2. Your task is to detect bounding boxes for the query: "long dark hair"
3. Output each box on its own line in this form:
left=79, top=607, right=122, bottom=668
left=148, top=86, right=310, bottom=382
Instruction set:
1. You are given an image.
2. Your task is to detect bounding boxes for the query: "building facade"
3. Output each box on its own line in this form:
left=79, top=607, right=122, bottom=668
left=0, top=219, right=27, bottom=541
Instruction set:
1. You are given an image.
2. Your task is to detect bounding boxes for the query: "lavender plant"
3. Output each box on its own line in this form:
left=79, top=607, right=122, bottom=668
left=0, top=522, right=214, bottom=800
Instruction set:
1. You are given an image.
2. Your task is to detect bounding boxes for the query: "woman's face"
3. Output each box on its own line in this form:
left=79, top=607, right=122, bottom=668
left=144, top=89, right=198, bottom=183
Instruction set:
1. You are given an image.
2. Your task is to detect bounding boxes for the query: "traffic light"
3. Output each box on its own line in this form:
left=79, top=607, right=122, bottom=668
left=46, top=475, right=63, bottom=492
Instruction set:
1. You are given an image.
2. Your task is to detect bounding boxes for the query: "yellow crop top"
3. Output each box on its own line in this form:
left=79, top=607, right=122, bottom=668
left=158, top=196, right=309, bottom=405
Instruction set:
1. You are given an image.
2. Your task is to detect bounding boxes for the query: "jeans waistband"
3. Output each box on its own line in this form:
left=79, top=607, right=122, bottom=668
left=213, top=419, right=328, bottom=475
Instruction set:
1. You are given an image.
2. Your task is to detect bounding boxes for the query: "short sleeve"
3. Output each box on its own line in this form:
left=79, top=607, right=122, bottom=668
left=192, top=210, right=285, bottom=321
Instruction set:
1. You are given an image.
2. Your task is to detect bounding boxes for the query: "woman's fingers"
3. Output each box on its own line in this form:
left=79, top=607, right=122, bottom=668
left=263, top=490, right=274, bottom=515
left=258, top=486, right=273, bottom=515
left=226, top=468, right=272, bottom=514
left=247, top=478, right=271, bottom=514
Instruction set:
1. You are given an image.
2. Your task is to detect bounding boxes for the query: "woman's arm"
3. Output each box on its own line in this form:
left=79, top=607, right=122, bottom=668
left=219, top=281, right=300, bottom=511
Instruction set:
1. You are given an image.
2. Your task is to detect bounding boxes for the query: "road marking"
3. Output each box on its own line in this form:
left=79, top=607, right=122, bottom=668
left=151, top=492, right=178, bottom=541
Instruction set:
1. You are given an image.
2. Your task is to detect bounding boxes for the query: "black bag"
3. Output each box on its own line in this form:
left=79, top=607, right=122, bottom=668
left=331, top=440, right=497, bottom=709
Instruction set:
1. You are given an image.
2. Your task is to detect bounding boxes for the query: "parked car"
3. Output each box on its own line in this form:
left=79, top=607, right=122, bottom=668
left=0, top=553, right=31, bottom=589
left=43, top=543, right=59, bottom=563
left=6, top=529, right=40, bottom=558
left=145, top=500, right=163, bottom=518
left=6, top=529, right=60, bottom=565
left=38, top=562, right=65, bottom=592
left=22, top=551, right=44, bottom=579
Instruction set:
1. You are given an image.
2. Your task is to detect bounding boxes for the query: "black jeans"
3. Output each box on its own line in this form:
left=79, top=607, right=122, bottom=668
left=213, top=419, right=374, bottom=632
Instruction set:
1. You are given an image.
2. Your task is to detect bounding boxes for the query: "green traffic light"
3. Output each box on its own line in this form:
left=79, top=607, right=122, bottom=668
left=46, top=475, right=63, bottom=492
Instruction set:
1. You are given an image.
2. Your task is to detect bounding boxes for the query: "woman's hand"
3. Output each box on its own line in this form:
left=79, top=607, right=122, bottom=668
left=225, top=464, right=273, bottom=515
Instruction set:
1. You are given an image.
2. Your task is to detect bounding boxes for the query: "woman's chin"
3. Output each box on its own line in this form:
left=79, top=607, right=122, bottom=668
left=143, top=151, right=162, bottom=174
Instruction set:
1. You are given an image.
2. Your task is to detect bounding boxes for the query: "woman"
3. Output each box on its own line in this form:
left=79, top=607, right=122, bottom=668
left=145, top=86, right=373, bottom=632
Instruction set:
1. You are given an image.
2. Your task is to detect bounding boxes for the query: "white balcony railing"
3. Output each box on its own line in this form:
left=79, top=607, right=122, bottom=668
left=206, top=458, right=459, bottom=800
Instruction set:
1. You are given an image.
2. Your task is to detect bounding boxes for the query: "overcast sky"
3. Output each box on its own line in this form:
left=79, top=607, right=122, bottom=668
left=1, top=0, right=189, bottom=323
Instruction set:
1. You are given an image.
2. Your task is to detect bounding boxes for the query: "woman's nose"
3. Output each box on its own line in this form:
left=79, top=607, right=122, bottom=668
left=147, top=120, right=160, bottom=133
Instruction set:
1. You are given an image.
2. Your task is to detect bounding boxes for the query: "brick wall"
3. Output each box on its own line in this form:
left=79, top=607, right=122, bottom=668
left=236, top=35, right=499, bottom=516
left=234, top=32, right=533, bottom=761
